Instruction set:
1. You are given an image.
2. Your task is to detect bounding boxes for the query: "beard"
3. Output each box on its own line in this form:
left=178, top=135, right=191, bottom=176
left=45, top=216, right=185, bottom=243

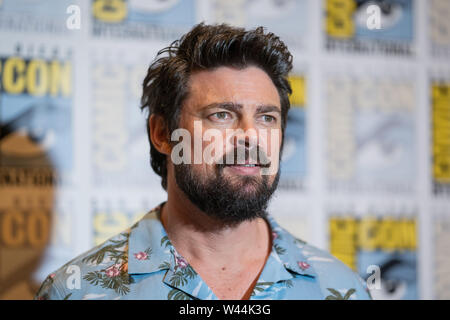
left=173, top=147, right=280, bottom=226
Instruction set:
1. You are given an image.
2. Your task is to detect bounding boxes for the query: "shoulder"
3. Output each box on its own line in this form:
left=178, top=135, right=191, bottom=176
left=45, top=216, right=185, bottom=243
left=34, top=229, right=132, bottom=300
left=269, top=217, right=372, bottom=300
left=34, top=204, right=167, bottom=300
left=296, top=241, right=372, bottom=300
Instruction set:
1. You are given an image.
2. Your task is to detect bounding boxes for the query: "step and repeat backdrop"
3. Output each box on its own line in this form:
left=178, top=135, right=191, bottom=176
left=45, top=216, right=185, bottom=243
left=0, top=0, right=449, bottom=300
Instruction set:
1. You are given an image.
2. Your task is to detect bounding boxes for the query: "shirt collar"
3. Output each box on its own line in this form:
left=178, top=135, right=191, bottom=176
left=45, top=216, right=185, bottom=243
left=127, top=203, right=316, bottom=282
left=127, top=202, right=217, bottom=299
left=127, top=203, right=174, bottom=275
left=265, top=215, right=317, bottom=279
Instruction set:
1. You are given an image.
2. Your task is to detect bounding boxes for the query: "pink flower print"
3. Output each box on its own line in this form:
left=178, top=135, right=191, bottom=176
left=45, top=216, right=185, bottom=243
left=174, top=252, right=189, bottom=270
left=134, top=251, right=149, bottom=261
left=298, top=261, right=310, bottom=270
left=105, top=264, right=122, bottom=278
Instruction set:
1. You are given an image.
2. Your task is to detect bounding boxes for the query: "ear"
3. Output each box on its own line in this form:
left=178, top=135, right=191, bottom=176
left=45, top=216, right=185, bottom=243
left=149, top=114, right=171, bottom=156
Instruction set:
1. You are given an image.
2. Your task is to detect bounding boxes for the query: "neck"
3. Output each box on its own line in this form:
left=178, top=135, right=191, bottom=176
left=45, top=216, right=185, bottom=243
left=160, top=184, right=272, bottom=269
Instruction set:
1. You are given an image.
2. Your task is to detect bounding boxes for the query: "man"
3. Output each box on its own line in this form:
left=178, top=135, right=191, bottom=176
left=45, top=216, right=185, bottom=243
left=35, top=23, right=371, bottom=300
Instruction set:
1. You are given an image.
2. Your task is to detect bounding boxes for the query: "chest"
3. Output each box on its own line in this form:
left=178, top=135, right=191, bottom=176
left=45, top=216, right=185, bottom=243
left=194, top=264, right=264, bottom=300
left=207, top=275, right=258, bottom=299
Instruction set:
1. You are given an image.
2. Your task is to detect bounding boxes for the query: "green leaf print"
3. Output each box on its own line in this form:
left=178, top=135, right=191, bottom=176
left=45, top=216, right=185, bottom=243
left=158, top=261, right=171, bottom=270
left=274, top=243, right=286, bottom=255
left=83, top=271, right=103, bottom=286
left=161, top=235, right=172, bottom=248
left=344, top=288, right=356, bottom=300
left=184, top=265, right=197, bottom=279
left=168, top=288, right=192, bottom=300
left=82, top=234, right=129, bottom=265
left=251, top=282, right=275, bottom=296
left=294, top=238, right=307, bottom=246
left=100, top=275, right=130, bottom=296
left=83, top=269, right=131, bottom=296
left=325, top=288, right=356, bottom=300
left=169, top=271, right=188, bottom=287
left=81, top=233, right=132, bottom=296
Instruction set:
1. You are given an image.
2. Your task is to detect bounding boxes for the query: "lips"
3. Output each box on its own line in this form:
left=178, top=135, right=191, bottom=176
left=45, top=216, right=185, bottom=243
left=224, top=162, right=262, bottom=175
left=223, top=158, right=269, bottom=167
left=218, top=147, right=271, bottom=170
left=227, top=160, right=261, bottom=167
left=225, top=160, right=261, bottom=167
left=232, top=164, right=258, bottom=167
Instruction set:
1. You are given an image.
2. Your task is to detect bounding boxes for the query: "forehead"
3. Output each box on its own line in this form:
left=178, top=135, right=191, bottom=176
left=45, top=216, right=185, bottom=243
left=184, top=66, right=281, bottom=109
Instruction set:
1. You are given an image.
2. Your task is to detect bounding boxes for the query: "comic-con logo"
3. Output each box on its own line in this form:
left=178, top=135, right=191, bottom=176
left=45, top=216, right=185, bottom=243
left=91, top=0, right=194, bottom=40
left=431, top=83, right=450, bottom=196
left=0, top=53, right=73, bottom=184
left=325, top=0, right=414, bottom=55
left=325, top=73, right=415, bottom=194
left=330, top=215, right=417, bottom=299
left=92, top=0, right=180, bottom=22
left=279, top=75, right=307, bottom=189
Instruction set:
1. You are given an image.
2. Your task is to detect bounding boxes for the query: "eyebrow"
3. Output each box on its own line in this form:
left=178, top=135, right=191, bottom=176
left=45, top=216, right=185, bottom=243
left=201, top=102, right=281, bottom=115
left=256, top=105, right=281, bottom=115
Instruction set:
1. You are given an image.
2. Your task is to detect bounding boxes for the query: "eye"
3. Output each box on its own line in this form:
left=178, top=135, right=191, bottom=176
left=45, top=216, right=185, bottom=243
left=210, top=111, right=231, bottom=121
left=260, top=115, right=276, bottom=123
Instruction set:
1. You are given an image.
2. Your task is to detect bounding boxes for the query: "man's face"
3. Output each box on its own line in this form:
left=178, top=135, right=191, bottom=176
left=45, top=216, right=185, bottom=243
left=171, top=66, right=283, bottom=224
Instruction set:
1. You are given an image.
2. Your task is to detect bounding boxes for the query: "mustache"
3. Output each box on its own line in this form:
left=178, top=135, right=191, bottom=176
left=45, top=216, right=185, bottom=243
left=216, top=145, right=271, bottom=168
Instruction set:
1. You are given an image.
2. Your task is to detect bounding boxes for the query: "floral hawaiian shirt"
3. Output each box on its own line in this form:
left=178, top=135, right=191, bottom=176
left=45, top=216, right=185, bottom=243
left=35, top=203, right=372, bottom=300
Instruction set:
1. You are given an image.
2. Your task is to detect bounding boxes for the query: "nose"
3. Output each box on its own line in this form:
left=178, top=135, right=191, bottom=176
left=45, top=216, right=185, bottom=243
left=232, top=117, right=258, bottom=149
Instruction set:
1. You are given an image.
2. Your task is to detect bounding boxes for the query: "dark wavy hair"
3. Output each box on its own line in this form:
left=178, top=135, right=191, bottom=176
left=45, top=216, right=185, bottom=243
left=141, top=23, right=293, bottom=190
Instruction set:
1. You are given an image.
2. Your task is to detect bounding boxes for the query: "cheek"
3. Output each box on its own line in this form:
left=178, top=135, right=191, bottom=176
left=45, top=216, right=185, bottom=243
left=262, top=128, right=282, bottom=176
left=265, top=128, right=282, bottom=156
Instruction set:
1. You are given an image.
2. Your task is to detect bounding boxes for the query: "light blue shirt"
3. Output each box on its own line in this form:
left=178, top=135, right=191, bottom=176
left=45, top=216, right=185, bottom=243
left=35, top=202, right=372, bottom=300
